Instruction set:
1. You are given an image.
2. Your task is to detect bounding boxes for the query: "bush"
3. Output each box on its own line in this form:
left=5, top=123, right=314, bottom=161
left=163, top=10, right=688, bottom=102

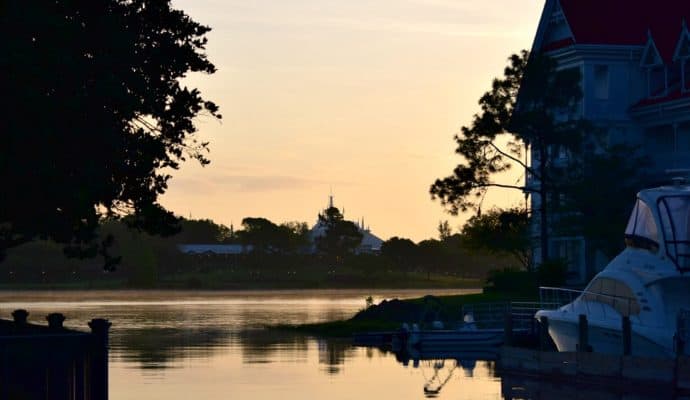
left=483, top=268, right=537, bottom=295
left=537, top=259, right=567, bottom=287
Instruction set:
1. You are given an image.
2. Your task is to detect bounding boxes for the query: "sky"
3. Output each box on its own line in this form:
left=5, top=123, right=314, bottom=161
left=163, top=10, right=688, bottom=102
left=161, top=0, right=545, bottom=242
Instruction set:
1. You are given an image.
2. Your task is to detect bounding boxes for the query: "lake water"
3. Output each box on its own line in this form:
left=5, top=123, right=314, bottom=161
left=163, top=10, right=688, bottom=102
left=0, top=290, right=671, bottom=399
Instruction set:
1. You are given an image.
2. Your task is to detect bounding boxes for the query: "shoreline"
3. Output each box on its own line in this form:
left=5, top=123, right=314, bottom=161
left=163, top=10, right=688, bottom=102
left=0, top=287, right=482, bottom=302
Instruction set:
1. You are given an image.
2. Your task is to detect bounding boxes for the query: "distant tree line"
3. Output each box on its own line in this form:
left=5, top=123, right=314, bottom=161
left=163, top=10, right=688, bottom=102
left=0, top=213, right=521, bottom=287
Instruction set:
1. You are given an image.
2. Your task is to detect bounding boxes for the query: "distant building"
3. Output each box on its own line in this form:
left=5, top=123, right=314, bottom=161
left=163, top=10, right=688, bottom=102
left=177, top=244, right=252, bottom=255
left=309, top=195, right=384, bottom=254
left=524, top=0, right=690, bottom=284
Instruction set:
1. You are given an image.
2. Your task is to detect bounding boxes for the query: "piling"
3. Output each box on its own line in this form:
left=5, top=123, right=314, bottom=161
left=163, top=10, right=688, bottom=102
left=89, top=318, right=111, bottom=400
left=622, top=316, right=632, bottom=356
left=46, top=313, right=65, bottom=330
left=578, top=314, right=589, bottom=352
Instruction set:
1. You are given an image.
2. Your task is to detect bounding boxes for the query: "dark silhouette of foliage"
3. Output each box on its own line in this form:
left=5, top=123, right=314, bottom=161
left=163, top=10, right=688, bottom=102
left=2, top=1, right=220, bottom=269
left=462, top=208, right=531, bottom=270
left=237, top=218, right=309, bottom=254
left=437, top=220, right=452, bottom=241
left=175, top=219, right=232, bottom=244
left=556, top=145, right=651, bottom=259
left=315, top=207, right=363, bottom=259
left=381, top=237, right=418, bottom=271
left=431, top=50, right=646, bottom=263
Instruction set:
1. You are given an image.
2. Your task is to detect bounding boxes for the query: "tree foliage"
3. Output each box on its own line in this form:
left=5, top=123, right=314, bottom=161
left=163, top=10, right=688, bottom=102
left=431, top=50, right=646, bottom=262
left=237, top=218, right=309, bottom=254
left=380, top=237, right=418, bottom=271
left=315, top=207, right=363, bottom=259
left=462, top=208, right=531, bottom=270
left=2, top=1, right=220, bottom=268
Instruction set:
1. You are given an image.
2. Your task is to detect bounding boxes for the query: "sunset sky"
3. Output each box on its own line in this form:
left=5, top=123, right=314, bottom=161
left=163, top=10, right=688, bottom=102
left=162, top=0, right=545, bottom=242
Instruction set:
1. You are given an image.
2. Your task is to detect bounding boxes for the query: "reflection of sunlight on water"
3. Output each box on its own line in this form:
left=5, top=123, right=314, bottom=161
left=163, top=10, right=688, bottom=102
left=0, top=289, right=508, bottom=400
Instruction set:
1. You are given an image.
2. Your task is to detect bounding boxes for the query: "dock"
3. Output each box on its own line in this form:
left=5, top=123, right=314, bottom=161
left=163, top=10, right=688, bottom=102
left=0, top=309, right=111, bottom=400
left=499, top=346, right=690, bottom=393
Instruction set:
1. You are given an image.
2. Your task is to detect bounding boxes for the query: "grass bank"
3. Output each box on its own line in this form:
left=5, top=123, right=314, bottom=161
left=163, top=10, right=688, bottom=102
left=274, top=289, right=538, bottom=337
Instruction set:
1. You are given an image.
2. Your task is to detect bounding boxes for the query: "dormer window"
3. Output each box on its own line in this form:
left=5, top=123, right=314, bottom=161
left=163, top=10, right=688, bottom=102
left=594, top=65, right=609, bottom=100
left=673, top=20, right=690, bottom=93
left=641, top=32, right=666, bottom=98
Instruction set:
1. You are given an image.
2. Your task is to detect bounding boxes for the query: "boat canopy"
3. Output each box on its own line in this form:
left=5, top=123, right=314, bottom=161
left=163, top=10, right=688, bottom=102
left=625, top=199, right=659, bottom=251
left=626, top=195, right=690, bottom=271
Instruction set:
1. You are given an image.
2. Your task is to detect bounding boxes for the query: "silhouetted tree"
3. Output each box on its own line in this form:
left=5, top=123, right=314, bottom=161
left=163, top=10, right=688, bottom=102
left=237, top=218, right=310, bottom=254
left=2, top=1, right=220, bottom=269
left=430, top=51, right=646, bottom=264
left=315, top=207, right=363, bottom=260
left=462, top=208, right=531, bottom=270
left=174, top=219, right=232, bottom=244
left=416, top=239, right=444, bottom=280
left=381, top=237, right=418, bottom=272
left=437, top=220, right=452, bottom=241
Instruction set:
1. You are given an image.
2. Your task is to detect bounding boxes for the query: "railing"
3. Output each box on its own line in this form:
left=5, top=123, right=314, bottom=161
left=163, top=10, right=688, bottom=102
left=461, top=302, right=509, bottom=329
left=460, top=301, right=549, bottom=332
left=539, top=286, right=642, bottom=324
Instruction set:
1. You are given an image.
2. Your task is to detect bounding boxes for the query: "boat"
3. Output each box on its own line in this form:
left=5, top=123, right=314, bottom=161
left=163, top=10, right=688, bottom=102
left=394, top=313, right=518, bottom=350
left=536, top=181, right=690, bottom=357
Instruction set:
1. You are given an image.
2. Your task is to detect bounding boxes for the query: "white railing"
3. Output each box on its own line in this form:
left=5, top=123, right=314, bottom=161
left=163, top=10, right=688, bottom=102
left=539, top=286, right=643, bottom=324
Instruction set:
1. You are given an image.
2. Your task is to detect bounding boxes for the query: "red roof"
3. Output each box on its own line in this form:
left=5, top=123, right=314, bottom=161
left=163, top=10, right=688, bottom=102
left=632, top=89, right=690, bottom=109
left=557, top=0, right=690, bottom=63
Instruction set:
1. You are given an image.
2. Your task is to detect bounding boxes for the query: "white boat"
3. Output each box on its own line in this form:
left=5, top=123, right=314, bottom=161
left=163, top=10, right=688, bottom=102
left=536, top=182, right=690, bottom=357
left=396, top=313, right=518, bottom=350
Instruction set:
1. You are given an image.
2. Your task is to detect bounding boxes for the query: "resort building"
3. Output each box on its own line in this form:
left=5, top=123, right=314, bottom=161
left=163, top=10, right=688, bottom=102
left=525, top=0, right=690, bottom=284
left=309, top=195, right=384, bottom=254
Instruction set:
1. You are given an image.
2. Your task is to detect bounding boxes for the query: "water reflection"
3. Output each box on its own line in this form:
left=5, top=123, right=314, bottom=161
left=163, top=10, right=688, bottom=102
left=388, top=345, right=500, bottom=397
left=114, top=327, right=232, bottom=369
left=0, top=289, right=509, bottom=400
left=237, top=329, right=309, bottom=364
left=317, top=339, right=355, bottom=374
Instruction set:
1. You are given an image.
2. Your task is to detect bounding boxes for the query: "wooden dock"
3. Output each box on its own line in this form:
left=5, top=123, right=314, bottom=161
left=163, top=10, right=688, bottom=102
left=0, top=309, right=110, bottom=400
left=499, top=346, right=690, bottom=392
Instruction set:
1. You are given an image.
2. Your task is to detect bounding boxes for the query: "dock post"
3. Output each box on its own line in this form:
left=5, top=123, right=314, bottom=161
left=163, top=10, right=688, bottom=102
left=504, top=312, right=513, bottom=346
left=622, top=315, right=632, bottom=356
left=89, top=318, right=111, bottom=400
left=578, top=314, right=589, bottom=352
left=539, top=316, right=549, bottom=350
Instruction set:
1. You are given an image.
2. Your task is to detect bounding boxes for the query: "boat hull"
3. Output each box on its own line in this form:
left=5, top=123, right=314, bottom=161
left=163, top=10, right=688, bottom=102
left=406, top=328, right=509, bottom=349
left=544, top=315, right=673, bottom=358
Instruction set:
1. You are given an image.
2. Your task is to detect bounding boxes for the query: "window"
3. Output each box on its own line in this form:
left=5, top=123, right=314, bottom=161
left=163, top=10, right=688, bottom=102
left=551, top=239, right=583, bottom=280
left=624, top=199, right=659, bottom=251
left=649, top=66, right=667, bottom=97
left=594, top=65, right=609, bottom=100
left=657, top=196, right=690, bottom=269
left=642, top=36, right=666, bottom=97
left=583, top=277, right=640, bottom=315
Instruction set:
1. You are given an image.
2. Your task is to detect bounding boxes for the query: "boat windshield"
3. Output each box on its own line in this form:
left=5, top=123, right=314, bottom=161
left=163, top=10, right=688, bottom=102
left=657, top=196, right=690, bottom=271
left=624, top=199, right=659, bottom=252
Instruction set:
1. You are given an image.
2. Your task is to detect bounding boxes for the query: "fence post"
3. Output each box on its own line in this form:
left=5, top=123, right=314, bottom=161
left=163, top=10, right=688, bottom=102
left=578, top=314, right=589, bottom=352
left=622, top=315, right=631, bottom=356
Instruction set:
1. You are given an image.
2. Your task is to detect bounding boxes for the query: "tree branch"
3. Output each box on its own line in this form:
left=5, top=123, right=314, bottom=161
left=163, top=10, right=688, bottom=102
left=477, top=182, right=538, bottom=193
left=486, top=140, right=541, bottom=180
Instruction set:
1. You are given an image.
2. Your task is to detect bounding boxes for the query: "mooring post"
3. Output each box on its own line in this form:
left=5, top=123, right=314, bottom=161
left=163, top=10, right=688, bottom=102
left=504, top=312, right=513, bottom=346
left=578, top=314, right=589, bottom=352
left=539, top=315, right=549, bottom=350
left=622, top=315, right=632, bottom=356
left=89, top=318, right=111, bottom=400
